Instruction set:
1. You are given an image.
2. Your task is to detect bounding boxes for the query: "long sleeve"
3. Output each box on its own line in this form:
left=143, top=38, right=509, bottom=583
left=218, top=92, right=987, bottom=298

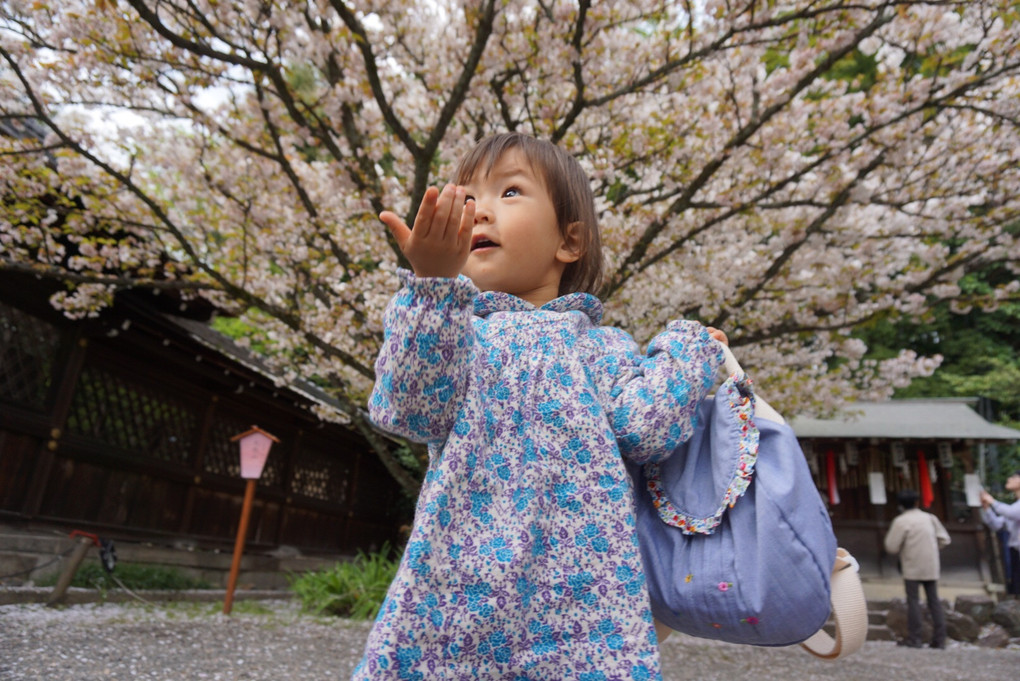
left=934, top=516, right=951, bottom=550
left=990, top=499, right=1020, bottom=521
left=883, top=518, right=904, bottom=555
left=368, top=271, right=478, bottom=444
left=589, top=319, right=723, bottom=465
left=982, top=506, right=1006, bottom=532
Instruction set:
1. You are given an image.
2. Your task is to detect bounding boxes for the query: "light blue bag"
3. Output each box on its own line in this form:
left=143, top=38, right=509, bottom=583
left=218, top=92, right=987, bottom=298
left=627, top=373, right=838, bottom=646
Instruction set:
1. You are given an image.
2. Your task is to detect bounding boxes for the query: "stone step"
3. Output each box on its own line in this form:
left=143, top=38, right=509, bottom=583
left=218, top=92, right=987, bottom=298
left=822, top=614, right=894, bottom=641
left=0, top=555, right=53, bottom=583
left=867, top=599, right=897, bottom=611
left=0, top=586, right=294, bottom=606
left=0, top=532, right=73, bottom=555
left=0, top=527, right=352, bottom=589
left=867, top=624, right=897, bottom=641
left=0, top=533, right=78, bottom=586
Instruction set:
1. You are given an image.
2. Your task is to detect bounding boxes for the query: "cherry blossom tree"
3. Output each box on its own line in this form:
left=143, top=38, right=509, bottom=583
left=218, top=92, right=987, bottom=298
left=1, top=0, right=1018, bottom=492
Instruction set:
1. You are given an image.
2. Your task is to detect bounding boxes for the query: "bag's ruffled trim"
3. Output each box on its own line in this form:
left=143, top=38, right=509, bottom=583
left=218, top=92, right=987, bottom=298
left=644, top=373, right=760, bottom=535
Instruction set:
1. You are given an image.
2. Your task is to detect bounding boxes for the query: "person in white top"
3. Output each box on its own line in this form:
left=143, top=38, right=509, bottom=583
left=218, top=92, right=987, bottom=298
left=883, top=489, right=951, bottom=649
left=980, top=471, right=1020, bottom=597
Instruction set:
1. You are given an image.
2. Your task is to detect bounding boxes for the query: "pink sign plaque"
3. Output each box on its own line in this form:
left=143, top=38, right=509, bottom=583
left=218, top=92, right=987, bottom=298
left=230, top=426, right=280, bottom=479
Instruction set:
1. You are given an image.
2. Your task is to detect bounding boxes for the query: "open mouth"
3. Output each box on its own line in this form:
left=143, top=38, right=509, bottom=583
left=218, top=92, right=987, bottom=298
left=471, top=236, right=499, bottom=251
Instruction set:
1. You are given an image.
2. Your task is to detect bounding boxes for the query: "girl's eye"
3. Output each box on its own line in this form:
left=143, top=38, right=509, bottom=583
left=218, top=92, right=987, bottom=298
left=502, top=186, right=520, bottom=198
left=464, top=194, right=475, bottom=203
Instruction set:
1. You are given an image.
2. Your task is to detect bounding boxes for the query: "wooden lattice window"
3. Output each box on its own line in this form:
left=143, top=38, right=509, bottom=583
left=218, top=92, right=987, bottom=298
left=289, top=445, right=350, bottom=503
left=66, top=364, right=199, bottom=466
left=203, top=414, right=284, bottom=487
left=0, top=302, right=60, bottom=411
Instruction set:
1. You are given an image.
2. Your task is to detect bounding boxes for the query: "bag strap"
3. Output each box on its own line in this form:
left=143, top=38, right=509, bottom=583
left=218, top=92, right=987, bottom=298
left=717, top=343, right=869, bottom=658
left=800, top=548, right=869, bottom=659
left=719, top=345, right=785, bottom=424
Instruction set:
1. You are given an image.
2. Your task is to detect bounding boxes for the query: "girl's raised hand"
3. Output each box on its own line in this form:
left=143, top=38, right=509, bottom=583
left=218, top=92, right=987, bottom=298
left=705, top=326, right=729, bottom=346
left=380, top=184, right=475, bottom=279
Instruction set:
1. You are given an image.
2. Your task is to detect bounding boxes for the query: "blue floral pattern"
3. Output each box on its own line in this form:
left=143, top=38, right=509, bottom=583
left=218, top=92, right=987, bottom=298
left=353, top=271, right=722, bottom=680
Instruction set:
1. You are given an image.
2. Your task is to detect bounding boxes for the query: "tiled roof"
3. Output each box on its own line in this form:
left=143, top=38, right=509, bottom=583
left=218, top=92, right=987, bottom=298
left=791, top=399, right=1020, bottom=440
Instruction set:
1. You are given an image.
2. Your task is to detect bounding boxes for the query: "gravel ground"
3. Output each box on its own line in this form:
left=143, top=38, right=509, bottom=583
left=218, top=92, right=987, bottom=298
left=2, top=599, right=1018, bottom=681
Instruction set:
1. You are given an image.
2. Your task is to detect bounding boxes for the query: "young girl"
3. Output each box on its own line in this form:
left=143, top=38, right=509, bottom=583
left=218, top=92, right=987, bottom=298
left=353, top=132, right=725, bottom=680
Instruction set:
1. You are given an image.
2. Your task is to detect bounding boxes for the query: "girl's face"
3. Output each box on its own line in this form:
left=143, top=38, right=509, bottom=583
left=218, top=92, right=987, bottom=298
left=461, top=150, right=578, bottom=307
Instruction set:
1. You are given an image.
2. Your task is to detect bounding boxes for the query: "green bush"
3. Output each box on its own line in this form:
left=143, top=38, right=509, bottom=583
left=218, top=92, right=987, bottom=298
left=37, top=562, right=213, bottom=591
left=289, top=544, right=399, bottom=619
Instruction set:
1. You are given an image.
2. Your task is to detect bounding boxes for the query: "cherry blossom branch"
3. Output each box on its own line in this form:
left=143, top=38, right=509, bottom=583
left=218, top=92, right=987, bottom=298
left=0, top=258, right=216, bottom=291
left=1, top=46, right=376, bottom=381
left=606, top=8, right=896, bottom=296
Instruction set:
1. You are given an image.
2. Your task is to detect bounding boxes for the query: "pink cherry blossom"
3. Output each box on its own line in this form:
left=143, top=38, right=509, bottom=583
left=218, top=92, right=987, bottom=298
left=1, top=0, right=1018, bottom=492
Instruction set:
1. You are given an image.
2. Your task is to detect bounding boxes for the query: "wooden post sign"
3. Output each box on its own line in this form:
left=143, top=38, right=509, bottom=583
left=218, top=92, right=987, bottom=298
left=235, top=427, right=277, bottom=479
left=223, top=426, right=279, bottom=615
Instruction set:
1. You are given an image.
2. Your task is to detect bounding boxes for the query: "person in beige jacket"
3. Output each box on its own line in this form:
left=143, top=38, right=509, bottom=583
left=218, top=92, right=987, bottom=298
left=883, top=489, right=951, bottom=648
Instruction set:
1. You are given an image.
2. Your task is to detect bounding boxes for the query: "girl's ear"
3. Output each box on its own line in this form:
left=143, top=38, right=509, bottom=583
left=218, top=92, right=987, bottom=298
left=556, top=221, right=583, bottom=264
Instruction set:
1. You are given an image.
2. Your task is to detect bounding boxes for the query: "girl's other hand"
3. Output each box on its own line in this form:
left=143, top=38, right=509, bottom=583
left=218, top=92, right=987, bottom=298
left=380, top=184, right=475, bottom=279
left=706, top=326, right=729, bottom=346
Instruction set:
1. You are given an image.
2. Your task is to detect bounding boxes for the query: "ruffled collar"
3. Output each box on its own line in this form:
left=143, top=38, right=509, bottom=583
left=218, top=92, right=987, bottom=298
left=474, top=290, right=603, bottom=324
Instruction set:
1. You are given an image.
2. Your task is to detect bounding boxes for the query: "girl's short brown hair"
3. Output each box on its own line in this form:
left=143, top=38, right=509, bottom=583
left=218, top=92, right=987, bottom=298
left=453, top=132, right=604, bottom=297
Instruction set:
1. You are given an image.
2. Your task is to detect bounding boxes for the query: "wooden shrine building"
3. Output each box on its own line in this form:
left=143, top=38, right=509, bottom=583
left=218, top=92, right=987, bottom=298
left=791, top=399, right=1020, bottom=582
left=0, top=270, right=404, bottom=556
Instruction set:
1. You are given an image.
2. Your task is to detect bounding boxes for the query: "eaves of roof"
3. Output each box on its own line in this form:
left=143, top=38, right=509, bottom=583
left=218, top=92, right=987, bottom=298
left=790, top=399, right=1020, bottom=441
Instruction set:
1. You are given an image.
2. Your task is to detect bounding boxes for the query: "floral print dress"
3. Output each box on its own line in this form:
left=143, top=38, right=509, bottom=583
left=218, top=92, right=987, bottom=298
left=352, top=271, right=722, bottom=681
